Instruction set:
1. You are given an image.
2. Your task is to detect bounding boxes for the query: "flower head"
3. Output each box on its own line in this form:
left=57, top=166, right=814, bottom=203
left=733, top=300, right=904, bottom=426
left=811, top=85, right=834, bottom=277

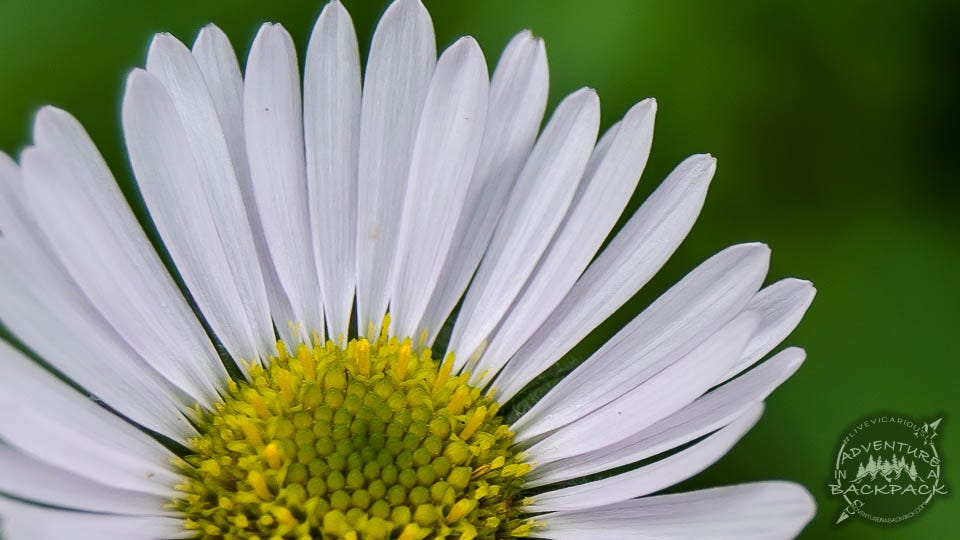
left=0, top=1, right=816, bottom=538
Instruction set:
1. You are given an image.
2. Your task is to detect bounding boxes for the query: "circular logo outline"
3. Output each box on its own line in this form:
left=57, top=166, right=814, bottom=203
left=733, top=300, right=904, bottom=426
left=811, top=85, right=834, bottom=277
left=829, top=413, right=947, bottom=525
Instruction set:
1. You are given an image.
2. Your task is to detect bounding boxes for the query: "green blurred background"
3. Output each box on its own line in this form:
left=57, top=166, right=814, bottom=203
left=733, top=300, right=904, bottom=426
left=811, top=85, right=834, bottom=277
left=0, top=0, right=956, bottom=537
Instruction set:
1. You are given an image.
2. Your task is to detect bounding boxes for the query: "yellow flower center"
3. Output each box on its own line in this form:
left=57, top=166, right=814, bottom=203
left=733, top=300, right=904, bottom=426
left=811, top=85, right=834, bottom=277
left=172, top=318, right=534, bottom=539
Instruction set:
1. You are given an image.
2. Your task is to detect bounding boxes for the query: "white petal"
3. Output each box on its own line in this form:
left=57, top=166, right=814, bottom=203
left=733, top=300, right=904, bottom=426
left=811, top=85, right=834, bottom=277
left=539, top=481, right=815, bottom=540
left=123, top=69, right=269, bottom=367
left=192, top=24, right=244, bottom=160
left=23, top=109, right=225, bottom=404
left=417, top=30, right=548, bottom=343
left=527, top=311, right=759, bottom=464
left=449, top=88, right=600, bottom=366
left=0, top=444, right=168, bottom=515
left=0, top=154, right=193, bottom=440
left=527, top=348, right=805, bottom=487
left=304, top=1, right=361, bottom=342
left=356, top=0, right=436, bottom=337
left=526, top=404, right=764, bottom=512
left=720, top=278, right=815, bottom=382
left=475, top=99, right=656, bottom=380
left=192, top=24, right=298, bottom=351
left=512, top=243, right=769, bottom=441
left=244, top=23, right=324, bottom=344
left=389, top=37, right=489, bottom=340
left=0, top=497, right=189, bottom=540
left=493, top=154, right=716, bottom=402
left=0, top=341, right=181, bottom=496
left=143, top=34, right=274, bottom=361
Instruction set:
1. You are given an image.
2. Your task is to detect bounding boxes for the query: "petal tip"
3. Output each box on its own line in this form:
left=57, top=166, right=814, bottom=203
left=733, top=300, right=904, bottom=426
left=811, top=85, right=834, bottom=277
left=782, top=482, right=818, bottom=526
left=785, top=347, right=808, bottom=368
left=196, top=23, right=227, bottom=43
left=124, top=67, right=152, bottom=89
left=517, top=28, right=543, bottom=44
left=32, top=106, right=74, bottom=144
left=322, top=0, right=348, bottom=14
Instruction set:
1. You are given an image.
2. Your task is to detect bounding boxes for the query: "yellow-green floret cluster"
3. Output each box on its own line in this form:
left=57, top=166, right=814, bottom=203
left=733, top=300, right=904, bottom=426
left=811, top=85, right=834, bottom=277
left=172, top=321, right=535, bottom=539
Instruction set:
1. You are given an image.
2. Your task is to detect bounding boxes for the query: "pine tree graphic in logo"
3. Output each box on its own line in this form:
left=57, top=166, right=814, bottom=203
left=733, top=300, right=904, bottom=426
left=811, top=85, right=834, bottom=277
left=853, top=454, right=919, bottom=483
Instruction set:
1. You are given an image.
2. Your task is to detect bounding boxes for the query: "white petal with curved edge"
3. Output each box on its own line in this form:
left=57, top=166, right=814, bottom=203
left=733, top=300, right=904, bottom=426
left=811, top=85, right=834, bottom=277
left=23, top=109, right=225, bottom=403
left=0, top=445, right=169, bottom=515
left=721, top=278, right=815, bottom=382
left=448, top=88, right=600, bottom=367
left=192, top=24, right=243, bottom=155
left=144, top=34, right=274, bottom=361
left=390, top=37, right=489, bottom=340
left=305, top=1, right=361, bottom=342
left=123, top=69, right=268, bottom=367
left=528, top=311, right=758, bottom=464
left=193, top=24, right=299, bottom=350
left=0, top=341, right=182, bottom=496
left=527, top=348, right=805, bottom=487
left=493, top=154, right=716, bottom=402
left=0, top=154, right=194, bottom=441
left=527, top=404, right=764, bottom=512
left=417, top=30, right=548, bottom=343
left=539, top=481, right=815, bottom=540
left=356, top=0, right=435, bottom=337
left=512, top=243, right=769, bottom=441
left=245, top=23, right=324, bottom=344
left=475, top=99, right=656, bottom=380
left=0, top=498, right=189, bottom=540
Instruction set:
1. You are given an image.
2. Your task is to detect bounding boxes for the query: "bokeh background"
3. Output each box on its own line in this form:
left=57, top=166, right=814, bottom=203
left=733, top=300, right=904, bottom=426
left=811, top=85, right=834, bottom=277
left=0, top=0, right=956, bottom=537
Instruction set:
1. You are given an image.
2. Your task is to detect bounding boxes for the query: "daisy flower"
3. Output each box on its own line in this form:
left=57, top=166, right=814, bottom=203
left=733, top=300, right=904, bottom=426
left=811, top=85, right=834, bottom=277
left=0, top=0, right=817, bottom=538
